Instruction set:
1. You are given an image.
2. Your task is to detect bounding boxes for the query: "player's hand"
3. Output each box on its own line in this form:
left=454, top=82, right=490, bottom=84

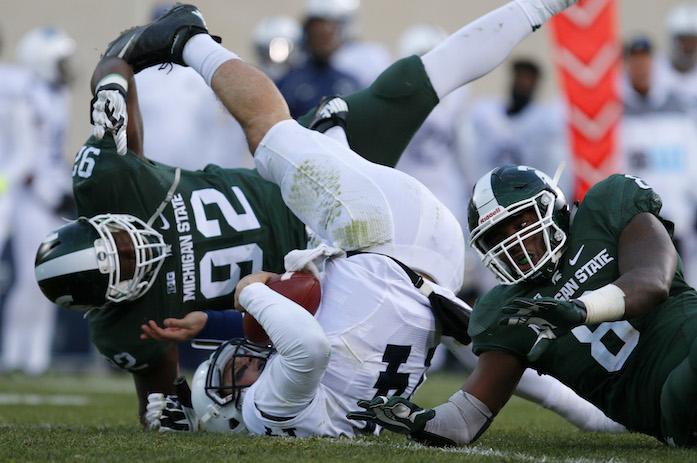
left=499, top=297, right=587, bottom=361
left=140, top=311, right=208, bottom=342
left=347, top=396, right=456, bottom=446
left=91, top=87, right=128, bottom=155
left=347, top=396, right=434, bottom=435
left=145, top=393, right=198, bottom=432
left=233, top=272, right=278, bottom=311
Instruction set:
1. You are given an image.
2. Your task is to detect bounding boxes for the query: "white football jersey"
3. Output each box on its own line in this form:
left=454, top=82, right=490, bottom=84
left=242, top=253, right=439, bottom=437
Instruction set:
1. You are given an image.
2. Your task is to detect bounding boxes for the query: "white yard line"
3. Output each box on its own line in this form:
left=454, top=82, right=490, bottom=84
left=325, top=438, right=626, bottom=463
left=0, top=393, right=90, bottom=406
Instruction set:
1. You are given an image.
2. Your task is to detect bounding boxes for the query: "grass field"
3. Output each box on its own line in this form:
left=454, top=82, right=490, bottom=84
left=0, top=371, right=694, bottom=463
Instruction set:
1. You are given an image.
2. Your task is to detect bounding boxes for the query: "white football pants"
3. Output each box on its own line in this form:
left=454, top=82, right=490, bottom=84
left=2, top=192, right=60, bottom=374
left=254, top=120, right=465, bottom=292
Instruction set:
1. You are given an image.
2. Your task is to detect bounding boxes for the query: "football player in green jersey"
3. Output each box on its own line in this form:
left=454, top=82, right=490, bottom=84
left=350, top=164, right=697, bottom=447
left=35, top=1, right=587, bottom=429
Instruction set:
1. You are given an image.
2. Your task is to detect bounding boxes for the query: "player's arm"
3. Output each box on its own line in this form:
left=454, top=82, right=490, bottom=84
left=348, top=350, right=522, bottom=446
left=236, top=276, right=330, bottom=418
left=90, top=56, right=144, bottom=157
left=132, top=343, right=180, bottom=427
left=612, top=212, right=677, bottom=318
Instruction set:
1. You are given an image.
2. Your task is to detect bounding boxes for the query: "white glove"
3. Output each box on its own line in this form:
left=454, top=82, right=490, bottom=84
left=515, top=0, right=578, bottom=27
left=145, top=393, right=198, bottom=432
left=91, top=86, right=128, bottom=155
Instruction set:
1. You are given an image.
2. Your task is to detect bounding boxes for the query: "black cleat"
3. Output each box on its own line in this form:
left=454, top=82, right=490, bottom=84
left=308, top=96, right=349, bottom=134
left=103, top=4, right=221, bottom=73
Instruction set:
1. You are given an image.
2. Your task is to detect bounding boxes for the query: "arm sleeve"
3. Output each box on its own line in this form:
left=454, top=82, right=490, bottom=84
left=423, top=390, right=493, bottom=445
left=239, top=283, right=331, bottom=418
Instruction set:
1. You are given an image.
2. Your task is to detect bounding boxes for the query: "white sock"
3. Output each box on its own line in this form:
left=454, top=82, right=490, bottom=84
left=324, top=126, right=349, bottom=147
left=182, top=34, right=239, bottom=86
left=516, top=0, right=572, bottom=28
left=421, top=1, right=535, bottom=99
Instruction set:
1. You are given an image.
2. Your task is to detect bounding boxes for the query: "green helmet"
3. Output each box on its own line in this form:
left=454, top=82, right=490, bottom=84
left=34, top=214, right=169, bottom=310
left=467, top=165, right=570, bottom=285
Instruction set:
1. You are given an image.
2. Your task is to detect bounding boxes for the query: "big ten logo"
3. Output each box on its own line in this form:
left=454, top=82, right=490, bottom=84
left=166, top=271, right=177, bottom=295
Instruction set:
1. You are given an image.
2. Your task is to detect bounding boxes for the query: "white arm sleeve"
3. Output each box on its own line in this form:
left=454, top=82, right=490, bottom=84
left=424, top=390, right=493, bottom=445
left=239, top=283, right=331, bottom=418
left=443, top=338, right=626, bottom=432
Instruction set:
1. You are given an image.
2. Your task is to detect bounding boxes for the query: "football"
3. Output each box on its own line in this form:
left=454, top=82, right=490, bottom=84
left=243, top=272, right=322, bottom=344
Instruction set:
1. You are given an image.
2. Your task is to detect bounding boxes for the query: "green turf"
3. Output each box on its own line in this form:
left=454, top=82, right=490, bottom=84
left=0, top=371, right=694, bottom=462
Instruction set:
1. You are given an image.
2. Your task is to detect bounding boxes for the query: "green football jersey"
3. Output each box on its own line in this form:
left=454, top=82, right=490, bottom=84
left=72, top=136, right=307, bottom=371
left=470, top=174, right=697, bottom=439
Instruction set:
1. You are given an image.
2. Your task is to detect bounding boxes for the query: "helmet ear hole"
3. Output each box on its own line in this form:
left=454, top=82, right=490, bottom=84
left=228, top=418, right=241, bottom=430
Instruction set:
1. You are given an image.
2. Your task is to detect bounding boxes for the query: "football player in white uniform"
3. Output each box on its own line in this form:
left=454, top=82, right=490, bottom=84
left=1, top=27, right=75, bottom=374
left=130, top=0, right=626, bottom=438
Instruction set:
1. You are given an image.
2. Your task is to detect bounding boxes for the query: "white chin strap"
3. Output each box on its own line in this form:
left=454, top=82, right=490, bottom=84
left=201, top=403, right=221, bottom=424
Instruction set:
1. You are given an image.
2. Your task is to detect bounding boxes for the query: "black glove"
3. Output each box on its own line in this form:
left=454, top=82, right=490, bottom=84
left=499, top=297, right=587, bottom=361
left=347, top=396, right=455, bottom=447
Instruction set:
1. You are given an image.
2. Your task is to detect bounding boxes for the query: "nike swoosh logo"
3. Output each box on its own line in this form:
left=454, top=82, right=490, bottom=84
left=569, top=245, right=585, bottom=266
left=157, top=213, right=170, bottom=231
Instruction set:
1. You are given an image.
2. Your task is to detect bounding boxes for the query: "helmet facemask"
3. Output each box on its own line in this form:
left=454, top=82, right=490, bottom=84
left=470, top=190, right=567, bottom=285
left=194, top=340, right=273, bottom=433
left=205, top=340, right=273, bottom=407
left=89, top=214, right=168, bottom=304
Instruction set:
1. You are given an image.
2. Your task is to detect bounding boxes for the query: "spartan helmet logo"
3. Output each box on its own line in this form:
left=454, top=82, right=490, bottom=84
left=35, top=214, right=169, bottom=310
left=467, top=165, right=570, bottom=285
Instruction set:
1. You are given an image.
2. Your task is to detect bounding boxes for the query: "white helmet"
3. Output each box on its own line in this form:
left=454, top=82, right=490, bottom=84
left=16, top=26, right=75, bottom=84
left=305, top=0, right=359, bottom=21
left=667, top=3, right=697, bottom=36
left=191, top=340, right=274, bottom=433
left=398, top=24, right=447, bottom=58
left=253, top=16, right=301, bottom=64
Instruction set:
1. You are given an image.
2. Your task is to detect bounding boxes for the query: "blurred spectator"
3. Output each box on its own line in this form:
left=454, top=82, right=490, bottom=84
left=326, top=0, right=392, bottom=88
left=394, top=24, right=469, bottom=372
left=462, top=58, right=571, bottom=196
left=656, top=3, right=697, bottom=105
left=396, top=25, right=469, bottom=231
left=460, top=58, right=571, bottom=298
left=134, top=3, right=252, bottom=170
left=1, top=27, right=75, bottom=375
left=253, top=16, right=302, bottom=81
left=276, top=0, right=361, bottom=118
left=620, top=35, right=697, bottom=284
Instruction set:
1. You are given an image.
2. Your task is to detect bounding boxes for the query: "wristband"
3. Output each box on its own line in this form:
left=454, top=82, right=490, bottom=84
left=96, top=73, right=129, bottom=93
left=578, top=284, right=626, bottom=324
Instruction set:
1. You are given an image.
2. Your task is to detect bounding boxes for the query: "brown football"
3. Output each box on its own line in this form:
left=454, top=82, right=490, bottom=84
left=243, top=272, right=321, bottom=344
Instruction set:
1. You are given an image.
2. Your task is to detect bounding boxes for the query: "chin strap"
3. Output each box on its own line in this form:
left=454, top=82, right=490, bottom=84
left=200, top=403, right=221, bottom=424
left=147, top=167, right=182, bottom=227
left=551, top=161, right=565, bottom=190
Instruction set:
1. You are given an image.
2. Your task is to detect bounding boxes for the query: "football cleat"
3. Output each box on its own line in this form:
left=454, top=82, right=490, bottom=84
left=308, top=96, right=349, bottom=134
left=103, top=4, right=221, bottom=73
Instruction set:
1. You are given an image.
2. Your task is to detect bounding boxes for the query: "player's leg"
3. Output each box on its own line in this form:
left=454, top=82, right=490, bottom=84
left=180, top=36, right=290, bottom=154
left=1, top=198, right=59, bottom=374
left=297, top=0, right=575, bottom=168
left=660, top=337, right=697, bottom=446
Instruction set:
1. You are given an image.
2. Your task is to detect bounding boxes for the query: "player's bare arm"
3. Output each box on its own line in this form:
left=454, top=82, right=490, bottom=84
left=132, top=343, right=179, bottom=427
left=614, top=212, right=677, bottom=318
left=348, top=351, right=524, bottom=446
